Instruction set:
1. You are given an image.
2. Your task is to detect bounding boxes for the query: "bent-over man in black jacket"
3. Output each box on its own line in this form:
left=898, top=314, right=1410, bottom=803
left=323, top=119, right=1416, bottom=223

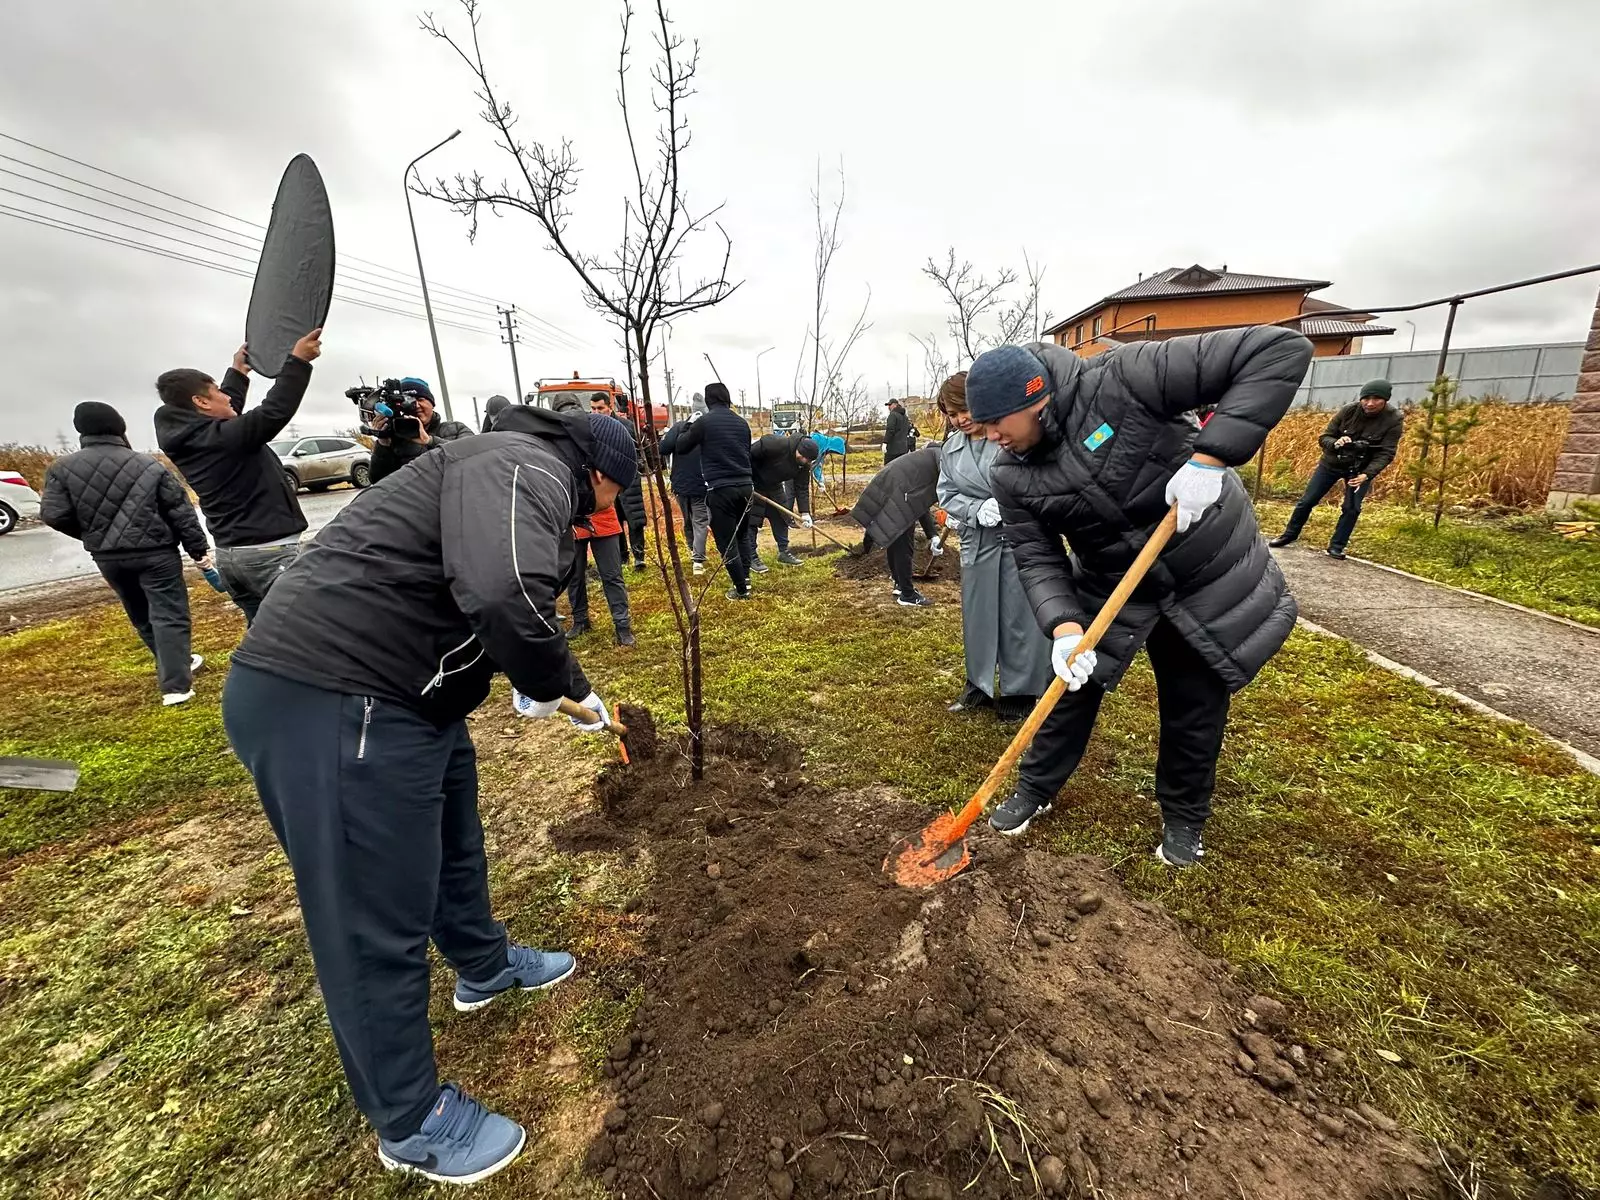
left=154, top=329, right=321, bottom=624
left=673, top=381, right=756, bottom=598
left=967, top=328, right=1313, bottom=867
left=41, top=401, right=211, bottom=703
left=221, top=408, right=639, bottom=1186
left=1270, top=379, right=1404, bottom=559
left=745, top=432, right=818, bottom=570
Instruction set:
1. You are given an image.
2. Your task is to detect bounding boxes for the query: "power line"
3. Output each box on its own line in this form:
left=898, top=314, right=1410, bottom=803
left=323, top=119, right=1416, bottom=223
left=0, top=205, right=495, bottom=337
left=0, top=129, right=587, bottom=344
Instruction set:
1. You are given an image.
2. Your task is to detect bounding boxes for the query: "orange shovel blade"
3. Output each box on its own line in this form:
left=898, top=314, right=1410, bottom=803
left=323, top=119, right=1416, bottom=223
left=883, top=812, right=974, bottom=888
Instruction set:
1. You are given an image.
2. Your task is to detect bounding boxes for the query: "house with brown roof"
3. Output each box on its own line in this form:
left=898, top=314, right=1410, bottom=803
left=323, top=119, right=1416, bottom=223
left=1044, top=264, right=1393, bottom=359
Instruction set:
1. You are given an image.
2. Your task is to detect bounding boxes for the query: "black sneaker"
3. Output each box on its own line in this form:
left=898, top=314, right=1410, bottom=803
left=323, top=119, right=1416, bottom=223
left=1325, top=547, right=1348, bottom=561
left=632, top=558, right=647, bottom=572
left=1267, top=532, right=1297, bottom=548
left=948, top=685, right=993, bottom=714
left=989, top=793, right=1051, bottom=836
left=897, top=590, right=933, bottom=608
left=749, top=558, right=770, bottom=574
left=995, top=695, right=1037, bottom=724
left=725, top=586, right=751, bottom=601
left=776, top=551, right=803, bottom=566
left=616, top=628, right=636, bottom=648
left=1155, top=822, right=1206, bottom=868
left=567, top=619, right=591, bottom=639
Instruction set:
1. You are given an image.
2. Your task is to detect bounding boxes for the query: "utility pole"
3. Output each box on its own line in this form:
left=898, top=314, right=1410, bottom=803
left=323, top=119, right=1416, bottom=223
left=498, top=307, right=524, bottom=406
left=404, top=129, right=461, bottom=421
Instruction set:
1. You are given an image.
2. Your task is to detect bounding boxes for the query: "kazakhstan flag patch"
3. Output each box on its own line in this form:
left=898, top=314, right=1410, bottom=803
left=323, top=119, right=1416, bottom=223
left=1083, top=422, right=1114, bottom=452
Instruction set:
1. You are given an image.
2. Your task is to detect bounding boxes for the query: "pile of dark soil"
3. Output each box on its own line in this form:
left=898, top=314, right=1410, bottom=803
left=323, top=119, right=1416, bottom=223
left=555, top=732, right=1437, bottom=1200
left=833, top=545, right=960, bottom=584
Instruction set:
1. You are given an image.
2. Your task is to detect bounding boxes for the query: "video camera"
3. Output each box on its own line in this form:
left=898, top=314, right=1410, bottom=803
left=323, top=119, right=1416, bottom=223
left=1330, top=436, right=1374, bottom=471
left=346, top=379, right=428, bottom=440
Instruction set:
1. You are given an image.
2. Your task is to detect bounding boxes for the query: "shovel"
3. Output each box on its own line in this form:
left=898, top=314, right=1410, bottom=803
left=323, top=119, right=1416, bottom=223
left=752, top=492, right=858, bottom=553
left=557, top=698, right=641, bottom=764
left=884, top=505, right=1180, bottom=889
left=0, top=756, right=80, bottom=792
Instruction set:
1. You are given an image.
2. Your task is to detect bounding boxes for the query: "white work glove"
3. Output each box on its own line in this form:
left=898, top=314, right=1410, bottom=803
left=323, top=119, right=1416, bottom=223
left=976, top=497, right=1003, bottom=528
left=511, top=688, right=563, bottom=720
left=801, top=513, right=814, bottom=529
left=1164, top=460, right=1226, bottom=533
left=929, top=536, right=945, bottom=556
left=1051, top=632, right=1098, bottom=692
left=568, top=691, right=611, bottom=733
left=944, top=516, right=961, bottom=532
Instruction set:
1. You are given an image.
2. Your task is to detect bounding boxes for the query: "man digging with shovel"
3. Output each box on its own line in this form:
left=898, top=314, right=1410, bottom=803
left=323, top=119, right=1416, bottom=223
left=967, top=327, right=1312, bottom=867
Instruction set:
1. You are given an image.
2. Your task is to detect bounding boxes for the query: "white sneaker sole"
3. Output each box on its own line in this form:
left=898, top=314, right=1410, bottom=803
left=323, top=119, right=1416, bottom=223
left=162, top=691, right=195, bottom=707
left=453, top=959, right=577, bottom=1013
left=1154, top=844, right=1204, bottom=869
left=991, top=803, right=1051, bottom=838
left=378, top=1124, right=527, bottom=1185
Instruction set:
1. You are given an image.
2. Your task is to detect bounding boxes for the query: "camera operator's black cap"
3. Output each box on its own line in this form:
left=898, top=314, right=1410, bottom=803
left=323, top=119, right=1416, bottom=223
left=586, top=412, right=640, bottom=489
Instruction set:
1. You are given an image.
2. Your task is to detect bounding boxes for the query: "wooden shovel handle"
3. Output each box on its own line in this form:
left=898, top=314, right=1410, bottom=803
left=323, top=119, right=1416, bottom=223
left=751, top=492, right=855, bottom=552
left=556, top=697, right=629, bottom=737
left=944, top=505, right=1181, bottom=842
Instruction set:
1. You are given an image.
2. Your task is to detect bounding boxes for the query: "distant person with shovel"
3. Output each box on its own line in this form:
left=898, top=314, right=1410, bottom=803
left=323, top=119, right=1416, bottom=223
left=1269, top=379, right=1403, bottom=560
left=671, top=381, right=756, bottom=599
left=746, top=432, right=820, bottom=569
left=934, top=373, right=1053, bottom=723
left=850, top=444, right=942, bottom=608
left=967, top=328, right=1312, bottom=867
left=222, top=407, right=638, bottom=1186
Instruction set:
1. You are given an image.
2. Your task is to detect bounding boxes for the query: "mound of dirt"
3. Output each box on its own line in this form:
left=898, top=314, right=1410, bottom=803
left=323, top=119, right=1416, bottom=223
left=833, top=546, right=960, bottom=585
left=557, top=732, right=1436, bottom=1200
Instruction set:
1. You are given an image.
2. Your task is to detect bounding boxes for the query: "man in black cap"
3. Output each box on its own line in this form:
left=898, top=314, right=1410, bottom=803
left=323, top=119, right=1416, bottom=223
left=965, top=329, right=1311, bottom=868
left=154, top=329, right=321, bottom=624
left=745, top=433, right=819, bottom=570
left=222, top=407, right=638, bottom=1186
left=41, top=402, right=212, bottom=704
left=370, top=378, right=475, bottom=483
left=1270, top=379, right=1404, bottom=560
left=883, top=397, right=913, bottom=462
left=481, top=394, right=512, bottom=433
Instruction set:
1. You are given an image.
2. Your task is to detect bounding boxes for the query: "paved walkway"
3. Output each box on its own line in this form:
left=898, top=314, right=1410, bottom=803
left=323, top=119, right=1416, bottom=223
left=1273, top=545, right=1600, bottom=762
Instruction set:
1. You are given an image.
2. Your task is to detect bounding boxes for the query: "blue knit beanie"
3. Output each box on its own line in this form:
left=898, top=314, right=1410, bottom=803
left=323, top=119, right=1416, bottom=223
left=966, top=346, right=1050, bottom=423
left=585, top=412, right=640, bottom=489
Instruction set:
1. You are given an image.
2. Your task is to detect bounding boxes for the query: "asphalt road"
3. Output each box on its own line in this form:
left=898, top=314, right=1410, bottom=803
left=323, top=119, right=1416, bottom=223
left=0, top=489, right=360, bottom=592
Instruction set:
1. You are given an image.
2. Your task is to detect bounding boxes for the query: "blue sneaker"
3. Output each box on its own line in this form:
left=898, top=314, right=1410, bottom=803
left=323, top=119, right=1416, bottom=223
left=453, top=943, right=577, bottom=1013
left=377, top=1084, right=526, bottom=1185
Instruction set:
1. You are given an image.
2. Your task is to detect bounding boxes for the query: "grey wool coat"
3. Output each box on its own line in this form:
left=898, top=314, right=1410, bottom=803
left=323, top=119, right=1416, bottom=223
left=989, top=329, right=1313, bottom=693
left=937, top=431, right=1053, bottom=700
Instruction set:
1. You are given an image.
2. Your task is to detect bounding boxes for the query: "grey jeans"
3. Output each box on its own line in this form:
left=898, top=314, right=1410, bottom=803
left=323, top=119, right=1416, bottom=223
left=99, top=551, right=193, bottom=695
left=216, top=542, right=300, bottom=626
left=676, top=494, right=710, bottom=563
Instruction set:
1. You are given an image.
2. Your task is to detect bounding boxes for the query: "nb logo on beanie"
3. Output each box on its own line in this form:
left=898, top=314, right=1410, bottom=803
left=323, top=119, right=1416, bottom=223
left=1024, top=376, right=1045, bottom=398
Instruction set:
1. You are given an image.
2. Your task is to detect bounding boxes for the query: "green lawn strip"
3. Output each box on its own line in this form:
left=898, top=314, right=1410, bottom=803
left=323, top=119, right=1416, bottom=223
left=1254, top=499, right=1600, bottom=627
left=3, top=547, right=1598, bottom=1193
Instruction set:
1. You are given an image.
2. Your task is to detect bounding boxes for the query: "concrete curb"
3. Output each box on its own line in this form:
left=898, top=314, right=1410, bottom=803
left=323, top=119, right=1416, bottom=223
left=1295, top=617, right=1600, bottom=778
left=1340, top=553, right=1600, bottom=636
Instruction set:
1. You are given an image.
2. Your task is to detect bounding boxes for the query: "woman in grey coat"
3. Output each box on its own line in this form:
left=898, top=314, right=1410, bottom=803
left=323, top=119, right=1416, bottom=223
left=935, top=373, right=1053, bottom=722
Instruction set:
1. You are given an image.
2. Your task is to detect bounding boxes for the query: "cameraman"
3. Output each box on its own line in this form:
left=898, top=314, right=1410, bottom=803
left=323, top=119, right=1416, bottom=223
left=1270, top=379, right=1403, bottom=560
left=369, top=378, right=475, bottom=483
left=223, top=406, right=638, bottom=1185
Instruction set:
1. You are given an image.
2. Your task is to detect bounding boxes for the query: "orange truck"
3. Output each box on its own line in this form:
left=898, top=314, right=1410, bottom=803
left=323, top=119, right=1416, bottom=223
left=533, top=374, right=672, bottom=436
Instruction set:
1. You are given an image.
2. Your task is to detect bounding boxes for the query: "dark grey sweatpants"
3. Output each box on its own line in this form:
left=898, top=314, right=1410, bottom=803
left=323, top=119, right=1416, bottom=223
left=222, top=664, right=509, bottom=1140
left=97, top=550, right=193, bottom=694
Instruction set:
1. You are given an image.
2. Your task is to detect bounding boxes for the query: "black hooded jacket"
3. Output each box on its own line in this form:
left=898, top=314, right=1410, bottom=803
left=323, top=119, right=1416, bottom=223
left=850, top=446, right=940, bottom=545
left=40, top=435, right=208, bottom=562
left=370, top=411, right=475, bottom=482
left=674, top=403, right=752, bottom=490
left=750, top=434, right=813, bottom=514
left=153, top=355, right=312, bottom=547
left=231, top=407, right=599, bottom=727
left=660, top=417, right=706, bottom=497
left=989, top=328, right=1312, bottom=693
left=884, top=406, right=912, bottom=461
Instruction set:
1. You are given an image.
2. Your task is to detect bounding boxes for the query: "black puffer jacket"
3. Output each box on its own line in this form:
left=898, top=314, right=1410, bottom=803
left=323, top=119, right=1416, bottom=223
left=660, top=418, right=705, bottom=496
left=232, top=407, right=598, bottom=728
left=990, top=329, right=1313, bottom=692
left=40, top=435, right=208, bottom=562
left=884, top=407, right=912, bottom=461
left=369, top=411, right=475, bottom=483
left=612, top=415, right=648, bottom=525
left=153, top=356, right=312, bottom=547
left=674, top=404, right=752, bottom=489
left=750, top=434, right=813, bottom=514
left=851, top=446, right=940, bottom=545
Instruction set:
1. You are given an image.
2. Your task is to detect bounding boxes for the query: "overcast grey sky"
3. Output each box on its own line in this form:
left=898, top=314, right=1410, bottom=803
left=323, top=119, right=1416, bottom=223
left=2, top=0, right=1598, bottom=449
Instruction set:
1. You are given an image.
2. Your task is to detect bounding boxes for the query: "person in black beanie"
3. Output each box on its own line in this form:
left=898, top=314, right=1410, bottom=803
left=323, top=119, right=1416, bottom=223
left=672, top=381, right=755, bottom=599
left=1270, top=379, right=1404, bottom=560
left=41, top=402, right=212, bottom=703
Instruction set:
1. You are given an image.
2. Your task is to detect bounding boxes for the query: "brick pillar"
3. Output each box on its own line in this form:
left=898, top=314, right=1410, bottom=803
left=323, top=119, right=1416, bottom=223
left=1547, top=286, right=1600, bottom=510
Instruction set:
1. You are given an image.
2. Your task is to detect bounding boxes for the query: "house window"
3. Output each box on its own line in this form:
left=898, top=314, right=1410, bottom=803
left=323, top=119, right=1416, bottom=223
left=1075, top=324, right=1084, bottom=345
left=1092, top=317, right=1103, bottom=338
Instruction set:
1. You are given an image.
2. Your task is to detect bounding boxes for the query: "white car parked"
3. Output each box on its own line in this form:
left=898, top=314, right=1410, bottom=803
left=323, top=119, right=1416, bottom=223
left=271, top=435, right=372, bottom=493
left=0, top=469, right=41, bottom=535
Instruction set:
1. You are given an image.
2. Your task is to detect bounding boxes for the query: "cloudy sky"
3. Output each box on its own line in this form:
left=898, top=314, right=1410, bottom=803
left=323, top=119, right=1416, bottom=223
left=2, top=0, right=1597, bottom=449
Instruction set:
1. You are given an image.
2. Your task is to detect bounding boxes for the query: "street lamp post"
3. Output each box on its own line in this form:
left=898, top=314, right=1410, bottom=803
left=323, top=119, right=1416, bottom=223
left=755, top=345, right=775, bottom=420
left=405, top=129, right=461, bottom=421
left=1403, top=319, right=1417, bottom=353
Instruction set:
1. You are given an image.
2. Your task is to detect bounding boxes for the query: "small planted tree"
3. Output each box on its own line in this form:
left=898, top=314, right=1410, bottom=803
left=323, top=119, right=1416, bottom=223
left=419, top=0, right=739, bottom=778
left=1405, top=376, right=1494, bottom=528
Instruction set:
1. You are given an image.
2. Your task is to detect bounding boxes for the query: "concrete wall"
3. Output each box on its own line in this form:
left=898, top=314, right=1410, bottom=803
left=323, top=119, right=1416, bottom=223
left=1547, top=288, right=1600, bottom=510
